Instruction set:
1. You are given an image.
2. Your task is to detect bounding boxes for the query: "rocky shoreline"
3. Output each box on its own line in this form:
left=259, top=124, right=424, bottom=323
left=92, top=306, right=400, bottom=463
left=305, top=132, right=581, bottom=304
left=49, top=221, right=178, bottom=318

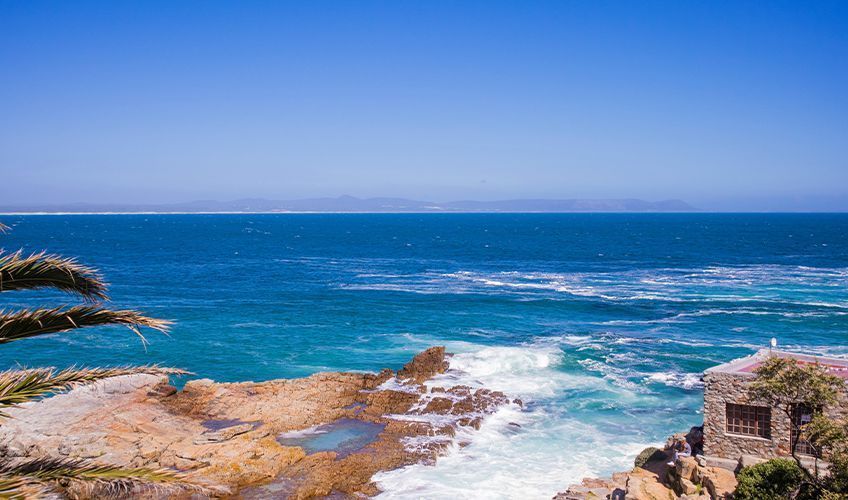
left=553, top=430, right=738, bottom=500
left=0, top=347, right=519, bottom=498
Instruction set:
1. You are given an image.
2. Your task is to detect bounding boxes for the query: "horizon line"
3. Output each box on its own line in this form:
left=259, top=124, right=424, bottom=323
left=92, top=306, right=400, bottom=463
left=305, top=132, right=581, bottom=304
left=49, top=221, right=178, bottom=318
left=2, top=210, right=847, bottom=216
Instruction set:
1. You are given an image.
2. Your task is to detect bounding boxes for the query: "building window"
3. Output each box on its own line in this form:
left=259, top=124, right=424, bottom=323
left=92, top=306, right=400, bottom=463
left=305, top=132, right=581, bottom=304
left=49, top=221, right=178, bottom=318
left=726, top=403, right=771, bottom=439
left=791, top=404, right=821, bottom=457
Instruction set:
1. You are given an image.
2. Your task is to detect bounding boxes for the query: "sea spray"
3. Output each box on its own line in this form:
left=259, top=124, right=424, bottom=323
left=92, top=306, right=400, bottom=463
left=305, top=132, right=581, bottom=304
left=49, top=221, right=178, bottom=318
left=374, top=343, right=658, bottom=499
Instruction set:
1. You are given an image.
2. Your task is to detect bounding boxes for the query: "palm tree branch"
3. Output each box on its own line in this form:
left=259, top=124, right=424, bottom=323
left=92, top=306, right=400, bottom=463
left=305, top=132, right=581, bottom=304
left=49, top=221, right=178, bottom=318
left=0, top=251, right=108, bottom=300
left=0, top=366, right=188, bottom=416
left=0, top=306, right=171, bottom=345
left=0, top=457, right=224, bottom=498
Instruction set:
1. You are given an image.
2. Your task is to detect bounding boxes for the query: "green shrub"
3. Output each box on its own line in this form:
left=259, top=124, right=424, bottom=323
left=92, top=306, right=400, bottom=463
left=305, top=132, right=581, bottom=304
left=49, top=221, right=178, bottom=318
left=633, top=446, right=664, bottom=469
left=823, top=451, right=848, bottom=496
left=735, top=458, right=805, bottom=500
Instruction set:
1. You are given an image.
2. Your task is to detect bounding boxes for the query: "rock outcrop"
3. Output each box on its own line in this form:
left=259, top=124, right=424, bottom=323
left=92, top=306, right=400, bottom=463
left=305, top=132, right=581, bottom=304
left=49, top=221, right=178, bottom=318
left=0, top=347, right=513, bottom=498
left=554, top=427, right=738, bottom=500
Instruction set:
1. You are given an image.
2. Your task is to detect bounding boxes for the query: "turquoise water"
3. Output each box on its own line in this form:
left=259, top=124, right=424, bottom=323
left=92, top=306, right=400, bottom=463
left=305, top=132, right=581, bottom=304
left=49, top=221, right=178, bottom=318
left=1, top=213, right=846, bottom=498
left=277, top=419, right=386, bottom=458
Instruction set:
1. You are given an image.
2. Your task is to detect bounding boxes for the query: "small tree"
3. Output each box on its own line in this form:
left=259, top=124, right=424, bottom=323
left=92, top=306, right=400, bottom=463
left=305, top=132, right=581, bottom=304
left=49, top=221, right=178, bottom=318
left=749, top=355, right=848, bottom=497
left=0, top=222, right=214, bottom=497
left=805, top=414, right=848, bottom=497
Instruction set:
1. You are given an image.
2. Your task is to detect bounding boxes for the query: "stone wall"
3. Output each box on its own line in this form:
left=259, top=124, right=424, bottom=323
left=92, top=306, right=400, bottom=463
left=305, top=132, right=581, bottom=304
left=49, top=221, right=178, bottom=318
left=703, top=371, right=848, bottom=461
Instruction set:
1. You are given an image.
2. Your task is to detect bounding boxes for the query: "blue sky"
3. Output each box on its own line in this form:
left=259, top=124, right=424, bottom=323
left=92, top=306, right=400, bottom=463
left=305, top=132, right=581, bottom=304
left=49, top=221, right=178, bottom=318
left=1, top=1, right=847, bottom=210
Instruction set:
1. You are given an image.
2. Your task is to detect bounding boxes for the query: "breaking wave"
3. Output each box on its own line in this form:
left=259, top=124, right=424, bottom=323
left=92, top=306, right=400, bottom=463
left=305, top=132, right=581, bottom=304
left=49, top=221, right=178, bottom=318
left=375, top=340, right=675, bottom=499
left=337, top=265, right=848, bottom=316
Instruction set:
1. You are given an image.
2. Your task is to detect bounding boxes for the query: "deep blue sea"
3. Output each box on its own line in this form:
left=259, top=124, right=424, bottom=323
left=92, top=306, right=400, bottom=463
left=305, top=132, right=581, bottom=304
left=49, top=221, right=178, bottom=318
left=1, top=214, right=846, bottom=498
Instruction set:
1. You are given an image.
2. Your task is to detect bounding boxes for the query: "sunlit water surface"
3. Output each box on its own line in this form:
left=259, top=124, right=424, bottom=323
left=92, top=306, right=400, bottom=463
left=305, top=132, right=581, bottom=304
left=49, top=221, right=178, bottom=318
left=1, top=214, right=846, bottom=498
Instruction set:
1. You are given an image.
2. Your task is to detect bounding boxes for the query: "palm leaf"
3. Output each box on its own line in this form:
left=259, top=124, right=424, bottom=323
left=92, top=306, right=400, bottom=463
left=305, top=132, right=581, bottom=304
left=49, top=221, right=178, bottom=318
left=0, top=366, right=188, bottom=416
left=0, top=251, right=108, bottom=300
left=0, top=306, right=171, bottom=345
left=0, top=457, right=224, bottom=498
left=0, top=474, right=48, bottom=499
left=0, top=223, right=9, bottom=234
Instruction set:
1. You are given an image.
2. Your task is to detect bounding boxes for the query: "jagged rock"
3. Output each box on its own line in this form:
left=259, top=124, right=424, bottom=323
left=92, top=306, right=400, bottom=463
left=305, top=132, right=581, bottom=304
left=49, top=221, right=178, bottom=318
left=396, top=346, right=450, bottom=383
left=555, top=423, right=740, bottom=500
left=0, top=346, right=507, bottom=498
left=679, top=477, right=698, bottom=495
left=423, top=397, right=454, bottom=413
left=624, top=469, right=675, bottom=500
left=677, top=456, right=700, bottom=482
left=665, top=456, right=702, bottom=496
left=634, top=446, right=665, bottom=469
left=553, top=475, right=624, bottom=499
left=701, top=466, right=737, bottom=499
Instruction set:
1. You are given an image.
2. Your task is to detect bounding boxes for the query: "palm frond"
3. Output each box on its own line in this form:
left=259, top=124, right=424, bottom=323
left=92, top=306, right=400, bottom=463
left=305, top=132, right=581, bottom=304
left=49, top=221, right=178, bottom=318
left=0, top=474, right=48, bottom=499
left=0, top=223, right=9, bottom=234
left=0, top=366, right=188, bottom=416
left=0, top=251, right=108, bottom=300
left=0, top=306, right=171, bottom=345
left=0, top=457, right=223, bottom=498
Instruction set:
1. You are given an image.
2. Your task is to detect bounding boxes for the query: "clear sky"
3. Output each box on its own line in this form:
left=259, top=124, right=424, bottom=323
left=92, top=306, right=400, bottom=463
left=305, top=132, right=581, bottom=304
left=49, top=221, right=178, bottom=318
left=1, top=1, right=847, bottom=211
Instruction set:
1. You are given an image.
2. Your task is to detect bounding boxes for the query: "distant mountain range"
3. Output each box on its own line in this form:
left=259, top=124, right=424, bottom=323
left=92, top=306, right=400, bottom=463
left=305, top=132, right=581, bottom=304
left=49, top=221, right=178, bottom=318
left=0, top=196, right=696, bottom=213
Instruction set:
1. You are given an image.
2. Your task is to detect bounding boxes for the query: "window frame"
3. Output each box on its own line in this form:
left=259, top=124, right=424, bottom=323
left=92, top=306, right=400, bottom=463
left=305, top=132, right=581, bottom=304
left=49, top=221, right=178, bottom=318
left=725, top=402, right=772, bottom=439
left=791, top=403, right=821, bottom=457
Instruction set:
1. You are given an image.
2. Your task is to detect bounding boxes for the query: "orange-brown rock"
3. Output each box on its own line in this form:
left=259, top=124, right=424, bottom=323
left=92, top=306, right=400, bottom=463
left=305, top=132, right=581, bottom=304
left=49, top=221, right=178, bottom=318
left=553, top=442, right=736, bottom=500
left=0, top=346, right=510, bottom=499
left=701, top=466, right=737, bottom=499
left=396, top=346, right=450, bottom=383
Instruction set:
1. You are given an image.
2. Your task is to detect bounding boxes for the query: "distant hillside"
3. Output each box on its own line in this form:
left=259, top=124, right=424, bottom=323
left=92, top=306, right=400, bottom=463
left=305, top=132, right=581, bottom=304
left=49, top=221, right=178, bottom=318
left=0, top=196, right=697, bottom=213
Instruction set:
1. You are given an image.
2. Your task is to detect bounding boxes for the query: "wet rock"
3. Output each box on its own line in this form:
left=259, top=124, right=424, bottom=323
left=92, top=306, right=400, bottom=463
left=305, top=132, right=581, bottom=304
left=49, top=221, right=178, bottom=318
left=423, top=397, right=454, bottom=413
left=0, top=346, right=510, bottom=498
left=396, top=346, right=450, bottom=383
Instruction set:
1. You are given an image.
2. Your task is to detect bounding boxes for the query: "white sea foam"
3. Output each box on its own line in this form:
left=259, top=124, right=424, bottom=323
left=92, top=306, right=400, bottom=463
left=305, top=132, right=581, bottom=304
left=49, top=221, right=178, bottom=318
left=645, top=371, right=704, bottom=390
left=375, top=400, right=651, bottom=499
left=386, top=413, right=463, bottom=427
left=374, top=341, right=653, bottom=499
left=399, top=434, right=455, bottom=455
left=370, top=377, right=422, bottom=394
left=341, top=265, right=848, bottom=316
left=578, top=358, right=644, bottom=392
left=425, top=344, right=611, bottom=397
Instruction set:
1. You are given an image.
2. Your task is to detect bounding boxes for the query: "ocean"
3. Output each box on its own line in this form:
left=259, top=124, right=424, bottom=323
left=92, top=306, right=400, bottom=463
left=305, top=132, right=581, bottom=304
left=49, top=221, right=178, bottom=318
left=1, top=213, right=846, bottom=498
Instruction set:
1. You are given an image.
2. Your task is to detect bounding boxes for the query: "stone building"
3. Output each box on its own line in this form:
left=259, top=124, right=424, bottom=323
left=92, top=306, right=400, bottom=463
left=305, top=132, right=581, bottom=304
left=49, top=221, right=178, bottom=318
left=702, top=349, right=848, bottom=469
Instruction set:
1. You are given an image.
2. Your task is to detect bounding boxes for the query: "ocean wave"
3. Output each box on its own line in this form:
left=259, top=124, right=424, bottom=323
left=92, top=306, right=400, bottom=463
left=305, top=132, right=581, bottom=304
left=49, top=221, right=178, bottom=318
left=398, top=434, right=455, bottom=455
left=231, top=322, right=283, bottom=328
left=427, top=344, right=569, bottom=397
left=375, top=401, right=654, bottom=499
left=597, top=307, right=845, bottom=327
left=435, top=341, right=648, bottom=399
left=338, top=265, right=848, bottom=312
left=578, top=358, right=645, bottom=392
left=670, top=308, right=847, bottom=319
left=372, top=377, right=423, bottom=394
left=645, top=372, right=704, bottom=390
left=373, top=336, right=674, bottom=498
